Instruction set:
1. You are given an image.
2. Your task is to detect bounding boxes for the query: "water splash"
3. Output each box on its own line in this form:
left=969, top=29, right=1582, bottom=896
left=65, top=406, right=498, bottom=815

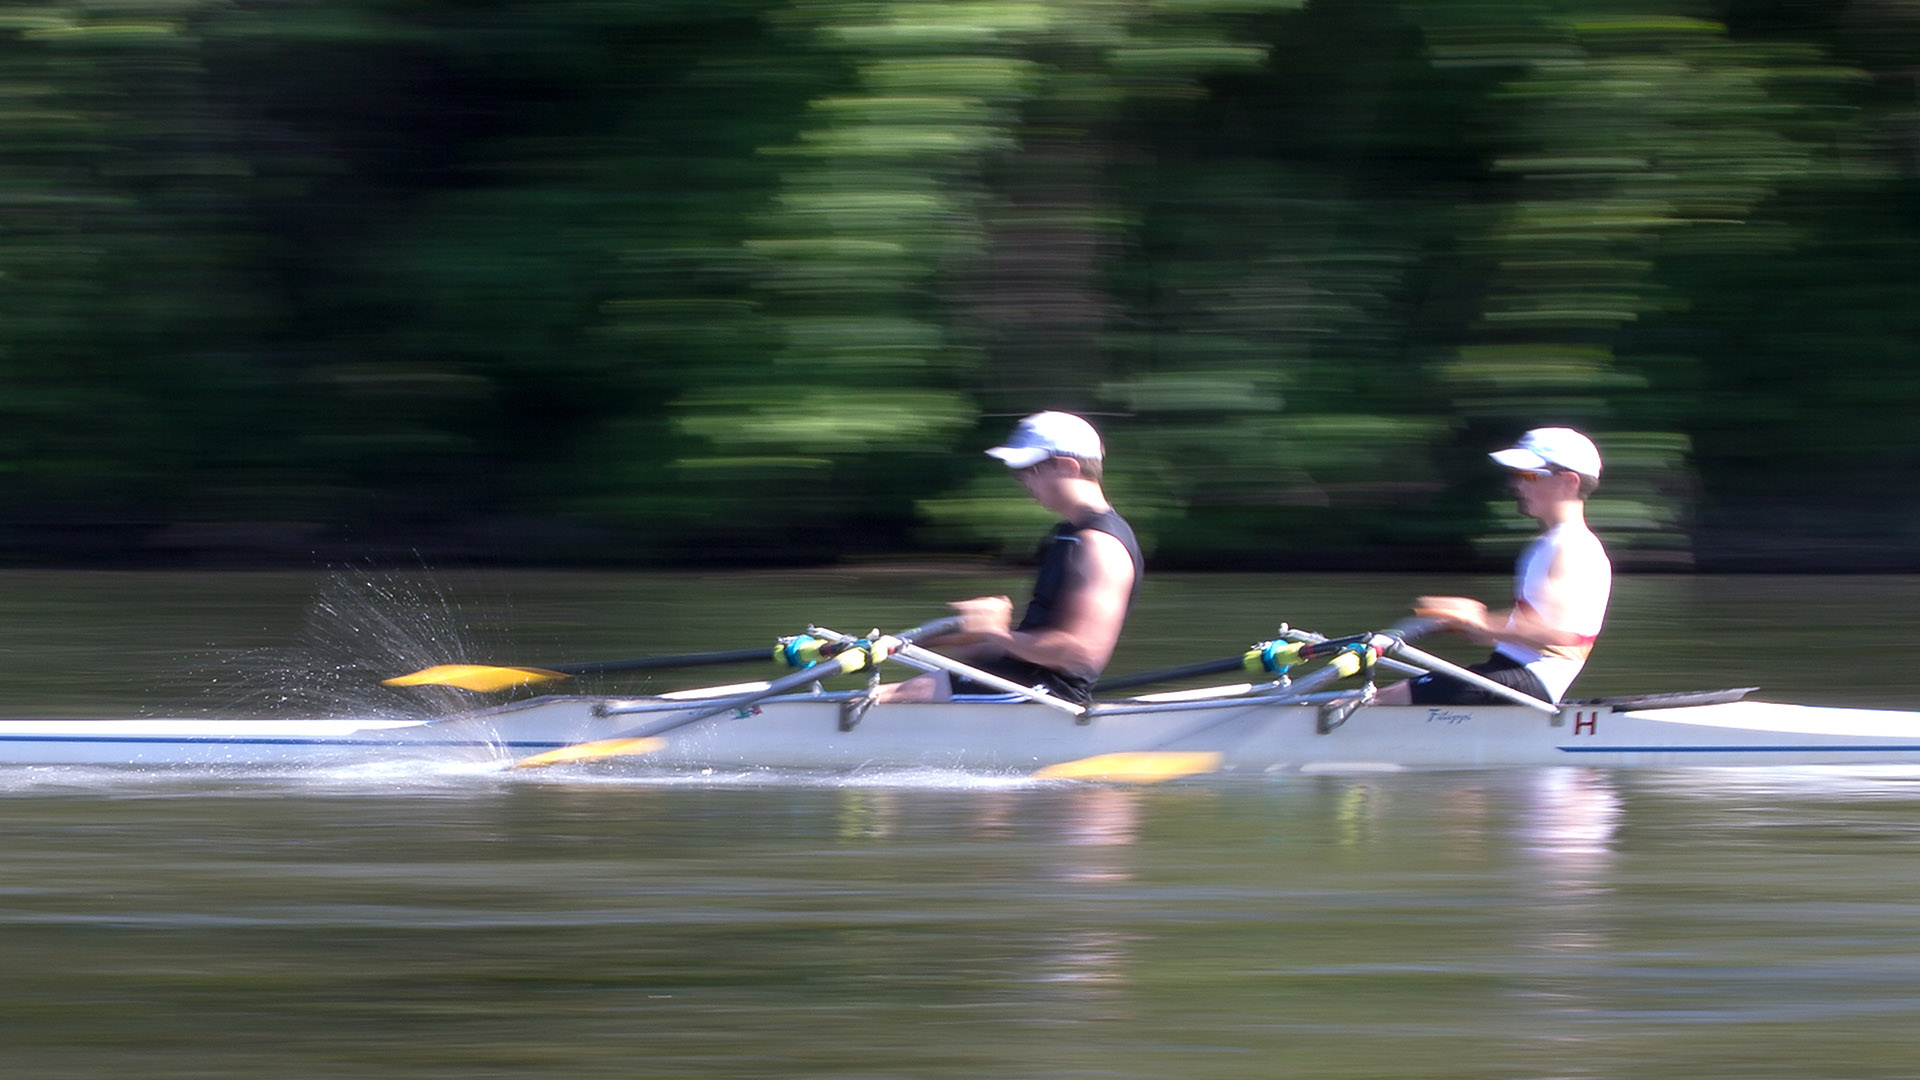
left=155, top=567, right=516, bottom=721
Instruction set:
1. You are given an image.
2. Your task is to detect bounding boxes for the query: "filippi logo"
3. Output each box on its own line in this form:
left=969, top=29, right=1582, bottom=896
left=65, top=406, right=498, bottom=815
left=1425, top=708, right=1471, bottom=725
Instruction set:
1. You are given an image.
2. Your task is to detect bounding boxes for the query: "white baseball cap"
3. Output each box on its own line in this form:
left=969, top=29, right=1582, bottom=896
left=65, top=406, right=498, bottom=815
left=1489, top=427, right=1602, bottom=480
left=985, top=411, right=1104, bottom=469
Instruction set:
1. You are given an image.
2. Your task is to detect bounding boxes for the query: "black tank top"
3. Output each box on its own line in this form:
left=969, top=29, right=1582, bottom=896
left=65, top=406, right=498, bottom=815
left=971, top=509, right=1141, bottom=705
left=1018, top=509, right=1143, bottom=632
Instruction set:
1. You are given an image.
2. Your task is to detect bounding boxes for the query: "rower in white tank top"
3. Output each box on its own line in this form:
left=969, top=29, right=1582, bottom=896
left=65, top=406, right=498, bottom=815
left=1493, top=521, right=1611, bottom=702
left=1377, top=426, right=1612, bottom=708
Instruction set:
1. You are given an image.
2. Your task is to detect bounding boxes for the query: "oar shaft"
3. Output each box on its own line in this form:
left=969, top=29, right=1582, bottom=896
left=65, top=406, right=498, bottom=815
left=599, top=617, right=967, bottom=739
left=605, top=648, right=863, bottom=734
left=553, top=648, right=773, bottom=677
left=386, top=644, right=779, bottom=692
left=1098, top=633, right=1382, bottom=694
left=1098, top=656, right=1252, bottom=693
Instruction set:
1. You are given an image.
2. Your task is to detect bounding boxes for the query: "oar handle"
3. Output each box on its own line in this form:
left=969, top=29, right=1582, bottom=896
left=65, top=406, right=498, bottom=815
left=889, top=616, right=965, bottom=645
left=1377, top=617, right=1447, bottom=646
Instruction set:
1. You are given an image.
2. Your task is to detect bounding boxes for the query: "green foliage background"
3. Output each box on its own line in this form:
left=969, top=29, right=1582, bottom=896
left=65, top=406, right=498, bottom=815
left=0, top=0, right=1913, bottom=569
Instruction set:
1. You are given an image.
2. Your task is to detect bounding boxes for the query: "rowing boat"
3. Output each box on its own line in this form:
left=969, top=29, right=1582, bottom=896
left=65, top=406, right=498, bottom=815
left=6, top=690, right=1920, bottom=772
left=5, top=618, right=1920, bottom=773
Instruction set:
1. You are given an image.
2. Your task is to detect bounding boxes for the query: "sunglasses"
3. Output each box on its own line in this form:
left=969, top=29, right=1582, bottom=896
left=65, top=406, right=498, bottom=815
left=1511, top=467, right=1565, bottom=482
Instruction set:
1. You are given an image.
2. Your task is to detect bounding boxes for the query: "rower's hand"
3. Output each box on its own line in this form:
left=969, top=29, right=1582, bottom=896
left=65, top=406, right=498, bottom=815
left=949, top=595, right=1014, bottom=642
left=1412, top=596, right=1490, bottom=639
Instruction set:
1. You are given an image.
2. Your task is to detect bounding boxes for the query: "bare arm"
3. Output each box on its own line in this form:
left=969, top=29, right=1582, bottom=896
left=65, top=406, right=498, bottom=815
left=951, top=529, right=1135, bottom=679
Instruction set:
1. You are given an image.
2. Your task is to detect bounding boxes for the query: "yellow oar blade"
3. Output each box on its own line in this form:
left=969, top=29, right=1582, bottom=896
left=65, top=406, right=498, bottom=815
left=513, top=737, right=666, bottom=769
left=1032, top=751, right=1224, bottom=784
left=382, top=664, right=569, bottom=692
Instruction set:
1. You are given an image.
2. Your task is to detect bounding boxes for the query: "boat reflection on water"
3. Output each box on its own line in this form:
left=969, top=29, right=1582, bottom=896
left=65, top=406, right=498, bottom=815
left=1020, top=788, right=1147, bottom=1017
left=831, top=786, right=901, bottom=841
left=930, top=785, right=1156, bottom=1008
left=1516, top=767, right=1623, bottom=881
left=1052, top=787, right=1145, bottom=878
left=1508, top=767, right=1625, bottom=1054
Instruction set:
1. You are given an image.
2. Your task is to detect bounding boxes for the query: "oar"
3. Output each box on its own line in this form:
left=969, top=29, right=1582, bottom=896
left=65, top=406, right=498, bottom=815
left=512, top=617, right=964, bottom=769
left=384, top=646, right=775, bottom=693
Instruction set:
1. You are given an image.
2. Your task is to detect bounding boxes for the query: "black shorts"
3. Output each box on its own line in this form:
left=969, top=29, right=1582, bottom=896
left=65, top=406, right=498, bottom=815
left=948, top=658, right=1089, bottom=706
left=1405, top=653, right=1550, bottom=706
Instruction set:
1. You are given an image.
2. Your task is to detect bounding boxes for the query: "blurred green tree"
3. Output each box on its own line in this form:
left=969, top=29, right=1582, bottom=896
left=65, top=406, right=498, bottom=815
left=0, top=1, right=267, bottom=539
left=0, top=0, right=1909, bottom=570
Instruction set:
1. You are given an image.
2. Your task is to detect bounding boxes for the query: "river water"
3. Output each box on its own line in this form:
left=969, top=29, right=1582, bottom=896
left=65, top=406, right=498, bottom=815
left=4, top=569, right=1920, bottom=1078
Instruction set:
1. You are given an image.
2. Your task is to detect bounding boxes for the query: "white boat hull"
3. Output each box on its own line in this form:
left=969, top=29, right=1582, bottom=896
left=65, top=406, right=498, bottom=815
left=5, top=693, right=1920, bottom=773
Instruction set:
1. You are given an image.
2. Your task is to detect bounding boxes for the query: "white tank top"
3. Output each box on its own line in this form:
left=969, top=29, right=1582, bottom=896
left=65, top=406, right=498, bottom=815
left=1493, top=523, right=1611, bottom=701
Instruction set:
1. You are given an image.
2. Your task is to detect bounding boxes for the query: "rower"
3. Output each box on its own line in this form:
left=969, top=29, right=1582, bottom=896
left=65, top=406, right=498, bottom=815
left=1376, top=427, right=1612, bottom=706
left=877, top=411, right=1143, bottom=707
